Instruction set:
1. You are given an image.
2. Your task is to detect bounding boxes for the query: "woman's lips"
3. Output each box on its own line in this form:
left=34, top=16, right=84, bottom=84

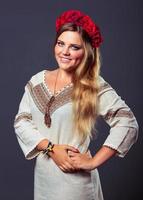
left=59, top=57, right=72, bottom=63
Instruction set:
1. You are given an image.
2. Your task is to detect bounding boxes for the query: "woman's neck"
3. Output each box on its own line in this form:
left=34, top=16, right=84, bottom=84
left=57, top=68, right=73, bottom=82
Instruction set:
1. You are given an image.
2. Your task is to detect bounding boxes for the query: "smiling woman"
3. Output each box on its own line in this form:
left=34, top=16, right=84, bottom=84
left=14, top=10, right=138, bottom=200
left=54, top=31, right=85, bottom=72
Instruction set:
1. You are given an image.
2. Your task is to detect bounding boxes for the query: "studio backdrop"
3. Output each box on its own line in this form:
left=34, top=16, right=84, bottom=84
left=0, top=1, right=142, bottom=200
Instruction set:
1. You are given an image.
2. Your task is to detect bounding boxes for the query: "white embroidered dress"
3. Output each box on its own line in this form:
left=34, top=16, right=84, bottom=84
left=14, top=70, right=138, bottom=200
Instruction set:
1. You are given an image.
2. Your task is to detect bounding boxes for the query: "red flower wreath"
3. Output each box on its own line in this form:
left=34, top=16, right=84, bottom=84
left=56, top=10, right=103, bottom=48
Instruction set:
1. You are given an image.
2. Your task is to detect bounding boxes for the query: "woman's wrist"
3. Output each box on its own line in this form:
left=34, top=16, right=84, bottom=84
left=89, top=158, right=97, bottom=170
left=43, top=141, right=55, bottom=155
left=91, top=146, right=117, bottom=169
left=36, top=139, right=49, bottom=151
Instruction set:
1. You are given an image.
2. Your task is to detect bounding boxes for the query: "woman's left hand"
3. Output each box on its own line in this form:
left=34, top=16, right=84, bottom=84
left=68, top=150, right=95, bottom=171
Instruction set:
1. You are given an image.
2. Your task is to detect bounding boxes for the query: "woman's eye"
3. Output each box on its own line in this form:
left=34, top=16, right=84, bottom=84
left=57, top=41, right=64, bottom=47
left=71, top=45, right=81, bottom=50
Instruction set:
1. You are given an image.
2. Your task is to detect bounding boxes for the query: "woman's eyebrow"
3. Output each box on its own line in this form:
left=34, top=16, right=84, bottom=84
left=71, top=43, right=82, bottom=47
left=57, top=39, right=64, bottom=42
left=57, top=39, right=82, bottom=47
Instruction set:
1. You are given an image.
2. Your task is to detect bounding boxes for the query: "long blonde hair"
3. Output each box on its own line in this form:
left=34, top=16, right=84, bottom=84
left=55, top=23, right=101, bottom=143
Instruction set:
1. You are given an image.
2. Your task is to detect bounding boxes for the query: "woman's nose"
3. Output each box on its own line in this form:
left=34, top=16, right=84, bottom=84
left=62, top=46, right=70, bottom=55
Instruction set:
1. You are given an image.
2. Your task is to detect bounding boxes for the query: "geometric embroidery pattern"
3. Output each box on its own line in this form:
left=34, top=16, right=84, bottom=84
left=27, top=81, right=72, bottom=115
left=104, top=109, right=134, bottom=121
left=14, top=112, right=32, bottom=125
left=98, top=81, right=112, bottom=95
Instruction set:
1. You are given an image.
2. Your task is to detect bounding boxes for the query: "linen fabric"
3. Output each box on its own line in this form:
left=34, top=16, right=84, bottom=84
left=14, top=70, right=138, bottom=200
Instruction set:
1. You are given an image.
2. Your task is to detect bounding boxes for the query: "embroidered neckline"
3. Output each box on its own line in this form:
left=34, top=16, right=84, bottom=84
left=43, top=70, right=73, bottom=97
left=27, top=77, right=73, bottom=117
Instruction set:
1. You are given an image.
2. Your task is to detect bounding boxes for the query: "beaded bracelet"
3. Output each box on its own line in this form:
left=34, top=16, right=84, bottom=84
left=43, top=141, right=55, bottom=156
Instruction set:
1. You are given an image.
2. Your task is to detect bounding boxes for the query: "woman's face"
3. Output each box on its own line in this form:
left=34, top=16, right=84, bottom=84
left=54, top=31, right=85, bottom=72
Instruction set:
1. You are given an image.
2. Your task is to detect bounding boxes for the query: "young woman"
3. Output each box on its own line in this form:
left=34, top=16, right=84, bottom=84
left=14, top=10, right=138, bottom=200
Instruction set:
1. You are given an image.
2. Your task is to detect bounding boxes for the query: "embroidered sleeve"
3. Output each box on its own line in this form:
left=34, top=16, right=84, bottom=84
left=98, top=76, right=139, bottom=157
left=14, top=83, right=46, bottom=160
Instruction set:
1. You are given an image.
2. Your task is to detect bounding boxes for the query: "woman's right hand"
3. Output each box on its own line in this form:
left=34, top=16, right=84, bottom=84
left=48, top=144, right=79, bottom=173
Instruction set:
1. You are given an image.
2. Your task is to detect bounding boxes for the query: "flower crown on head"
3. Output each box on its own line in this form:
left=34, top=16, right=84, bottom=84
left=56, top=10, right=103, bottom=48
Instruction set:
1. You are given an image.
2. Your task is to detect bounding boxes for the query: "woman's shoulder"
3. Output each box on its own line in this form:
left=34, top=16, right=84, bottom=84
left=98, top=75, right=112, bottom=95
left=98, top=75, right=107, bottom=86
left=27, top=68, right=57, bottom=87
left=28, top=70, right=45, bottom=87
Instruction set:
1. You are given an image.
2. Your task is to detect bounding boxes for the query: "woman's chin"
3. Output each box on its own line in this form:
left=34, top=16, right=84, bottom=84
left=58, top=64, right=76, bottom=72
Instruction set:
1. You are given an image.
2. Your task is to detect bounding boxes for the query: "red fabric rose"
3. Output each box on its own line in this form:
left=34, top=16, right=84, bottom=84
left=56, top=10, right=103, bottom=48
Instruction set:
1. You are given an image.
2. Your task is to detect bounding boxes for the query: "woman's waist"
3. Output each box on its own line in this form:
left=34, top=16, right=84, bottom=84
left=35, top=153, right=97, bottom=185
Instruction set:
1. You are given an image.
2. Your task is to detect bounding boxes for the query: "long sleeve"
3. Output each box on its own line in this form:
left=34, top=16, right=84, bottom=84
left=98, top=76, right=139, bottom=157
left=14, top=84, right=46, bottom=160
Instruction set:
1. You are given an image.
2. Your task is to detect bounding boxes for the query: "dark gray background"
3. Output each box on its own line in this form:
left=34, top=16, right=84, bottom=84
left=0, top=0, right=143, bottom=199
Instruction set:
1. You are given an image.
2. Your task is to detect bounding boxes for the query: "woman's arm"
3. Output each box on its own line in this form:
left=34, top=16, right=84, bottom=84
left=69, top=146, right=117, bottom=170
left=97, top=77, right=138, bottom=157
left=69, top=77, right=138, bottom=171
left=14, top=85, right=47, bottom=160
left=91, top=146, right=117, bottom=168
left=36, top=139, right=79, bottom=172
left=14, top=84, right=79, bottom=172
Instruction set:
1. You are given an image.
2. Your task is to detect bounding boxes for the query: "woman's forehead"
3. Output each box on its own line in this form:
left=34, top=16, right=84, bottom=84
left=57, top=31, right=83, bottom=45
